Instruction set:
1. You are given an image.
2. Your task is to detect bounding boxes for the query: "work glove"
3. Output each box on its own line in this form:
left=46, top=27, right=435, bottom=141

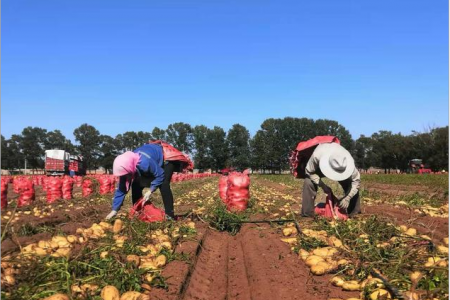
left=338, top=197, right=350, bottom=210
left=105, top=210, right=117, bottom=220
left=143, top=190, right=153, bottom=203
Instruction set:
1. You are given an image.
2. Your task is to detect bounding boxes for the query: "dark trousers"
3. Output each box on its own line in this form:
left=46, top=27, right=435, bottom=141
left=131, top=161, right=181, bottom=218
left=301, top=177, right=361, bottom=217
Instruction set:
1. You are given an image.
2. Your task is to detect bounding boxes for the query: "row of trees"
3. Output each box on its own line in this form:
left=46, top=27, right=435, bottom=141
left=1, top=118, right=448, bottom=173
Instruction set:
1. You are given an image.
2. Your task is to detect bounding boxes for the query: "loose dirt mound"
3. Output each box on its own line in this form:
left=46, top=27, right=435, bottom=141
left=180, top=224, right=357, bottom=300
left=363, top=204, right=449, bottom=242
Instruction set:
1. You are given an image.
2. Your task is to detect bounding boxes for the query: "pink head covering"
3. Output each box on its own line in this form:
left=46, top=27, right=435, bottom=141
left=113, top=151, right=140, bottom=190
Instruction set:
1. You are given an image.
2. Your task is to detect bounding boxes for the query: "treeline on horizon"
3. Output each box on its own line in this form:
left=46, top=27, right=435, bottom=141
left=1, top=117, right=448, bottom=173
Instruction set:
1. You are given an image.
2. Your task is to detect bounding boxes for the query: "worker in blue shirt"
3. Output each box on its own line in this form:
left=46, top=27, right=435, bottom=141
left=105, top=143, right=182, bottom=220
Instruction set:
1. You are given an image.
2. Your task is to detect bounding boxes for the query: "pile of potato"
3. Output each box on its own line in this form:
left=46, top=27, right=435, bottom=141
left=42, top=285, right=151, bottom=300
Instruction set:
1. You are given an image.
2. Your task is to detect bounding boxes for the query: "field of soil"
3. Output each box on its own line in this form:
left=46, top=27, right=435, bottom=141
left=1, top=174, right=448, bottom=300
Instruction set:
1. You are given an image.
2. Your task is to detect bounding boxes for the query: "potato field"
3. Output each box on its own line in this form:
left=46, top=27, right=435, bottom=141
left=1, top=174, right=448, bottom=300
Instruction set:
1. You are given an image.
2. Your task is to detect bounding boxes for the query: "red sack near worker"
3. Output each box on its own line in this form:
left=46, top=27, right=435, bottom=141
left=148, top=140, right=194, bottom=171
left=98, top=176, right=111, bottom=195
left=74, top=176, right=83, bottom=188
left=1, top=178, right=8, bottom=209
left=110, top=176, right=117, bottom=193
left=129, top=198, right=165, bottom=222
left=289, top=136, right=341, bottom=178
left=62, top=176, right=74, bottom=200
left=47, top=177, right=63, bottom=203
left=82, top=178, right=94, bottom=197
left=226, top=171, right=250, bottom=212
left=314, top=192, right=349, bottom=221
left=218, top=176, right=228, bottom=203
left=17, top=178, right=35, bottom=207
left=13, top=177, right=22, bottom=194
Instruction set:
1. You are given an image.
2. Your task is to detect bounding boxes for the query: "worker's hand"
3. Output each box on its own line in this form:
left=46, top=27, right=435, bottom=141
left=105, top=210, right=117, bottom=220
left=143, top=190, right=153, bottom=203
left=338, top=197, right=350, bottom=210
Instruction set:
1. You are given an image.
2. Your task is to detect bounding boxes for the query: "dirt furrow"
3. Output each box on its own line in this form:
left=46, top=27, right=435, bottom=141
left=183, top=230, right=229, bottom=300
left=227, top=236, right=251, bottom=300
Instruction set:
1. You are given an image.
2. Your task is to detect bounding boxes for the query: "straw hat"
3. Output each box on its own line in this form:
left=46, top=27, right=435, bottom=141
left=319, top=143, right=355, bottom=181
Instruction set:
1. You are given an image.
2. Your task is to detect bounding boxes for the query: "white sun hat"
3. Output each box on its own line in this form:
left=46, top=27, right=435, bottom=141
left=319, top=143, right=355, bottom=181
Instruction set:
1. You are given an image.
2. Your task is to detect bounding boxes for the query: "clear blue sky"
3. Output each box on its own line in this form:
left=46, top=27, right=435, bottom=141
left=2, top=0, right=448, bottom=142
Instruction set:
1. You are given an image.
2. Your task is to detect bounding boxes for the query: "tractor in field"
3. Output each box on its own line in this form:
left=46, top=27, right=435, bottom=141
left=408, top=159, right=432, bottom=174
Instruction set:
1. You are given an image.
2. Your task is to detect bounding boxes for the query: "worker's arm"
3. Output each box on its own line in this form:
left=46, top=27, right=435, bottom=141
left=340, top=169, right=361, bottom=205
left=112, top=175, right=128, bottom=212
left=306, top=153, right=333, bottom=188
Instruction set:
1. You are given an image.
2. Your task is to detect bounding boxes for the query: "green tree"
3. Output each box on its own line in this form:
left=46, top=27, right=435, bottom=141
left=250, top=130, right=269, bottom=173
left=314, top=119, right=354, bottom=151
left=1, top=135, right=8, bottom=169
left=99, top=135, right=120, bottom=173
left=227, top=124, right=250, bottom=170
left=207, top=126, right=229, bottom=172
left=5, top=135, right=25, bottom=170
left=73, top=124, right=102, bottom=170
left=151, top=127, right=166, bottom=140
left=166, top=122, right=193, bottom=153
left=21, top=127, right=47, bottom=169
left=192, top=125, right=211, bottom=171
left=117, top=131, right=151, bottom=151
left=44, top=130, right=76, bottom=154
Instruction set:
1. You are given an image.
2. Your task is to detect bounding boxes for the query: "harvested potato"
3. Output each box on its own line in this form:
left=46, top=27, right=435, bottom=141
left=330, top=276, right=345, bottom=287
left=298, top=249, right=309, bottom=261
left=113, top=219, right=123, bottom=233
left=311, top=261, right=331, bottom=275
left=342, top=280, right=360, bottom=291
left=101, top=285, right=120, bottom=300
left=370, top=289, right=391, bottom=300
left=305, top=255, right=325, bottom=267
left=410, top=271, right=423, bottom=283
left=282, top=227, right=297, bottom=236
left=154, top=255, right=167, bottom=268
left=405, top=228, right=417, bottom=236
left=126, top=255, right=140, bottom=266
left=280, top=237, right=297, bottom=245
left=120, top=291, right=142, bottom=300
left=312, top=247, right=338, bottom=258
left=437, top=245, right=449, bottom=255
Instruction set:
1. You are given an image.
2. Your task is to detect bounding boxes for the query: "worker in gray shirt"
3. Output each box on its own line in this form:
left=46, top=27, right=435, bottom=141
left=302, top=142, right=361, bottom=217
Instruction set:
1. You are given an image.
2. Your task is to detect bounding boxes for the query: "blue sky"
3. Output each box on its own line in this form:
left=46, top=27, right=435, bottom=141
left=2, top=0, right=448, bottom=141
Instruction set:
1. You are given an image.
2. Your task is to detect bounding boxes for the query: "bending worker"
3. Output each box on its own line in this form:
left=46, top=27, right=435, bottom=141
left=301, top=142, right=361, bottom=217
left=106, top=143, right=183, bottom=220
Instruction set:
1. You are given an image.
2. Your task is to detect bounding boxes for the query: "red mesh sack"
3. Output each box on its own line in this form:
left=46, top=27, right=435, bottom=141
left=46, top=177, right=63, bottom=203
left=17, top=178, right=35, bottom=207
left=99, top=176, right=111, bottom=195
left=13, top=177, right=22, bottom=194
left=314, top=192, right=348, bottom=221
left=82, top=178, right=94, bottom=197
left=218, top=176, right=228, bottom=203
left=62, top=176, right=74, bottom=200
left=289, top=136, right=340, bottom=178
left=226, top=172, right=250, bottom=212
left=74, top=176, right=83, bottom=188
left=110, top=176, right=117, bottom=193
left=1, top=179, right=8, bottom=209
left=129, top=198, right=165, bottom=222
left=148, top=140, right=194, bottom=171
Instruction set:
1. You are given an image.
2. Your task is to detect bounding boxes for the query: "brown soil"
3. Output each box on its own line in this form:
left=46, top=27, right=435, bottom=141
left=362, top=183, right=446, bottom=200
left=1, top=200, right=111, bottom=255
left=363, top=204, right=449, bottom=242
left=149, top=223, right=359, bottom=300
